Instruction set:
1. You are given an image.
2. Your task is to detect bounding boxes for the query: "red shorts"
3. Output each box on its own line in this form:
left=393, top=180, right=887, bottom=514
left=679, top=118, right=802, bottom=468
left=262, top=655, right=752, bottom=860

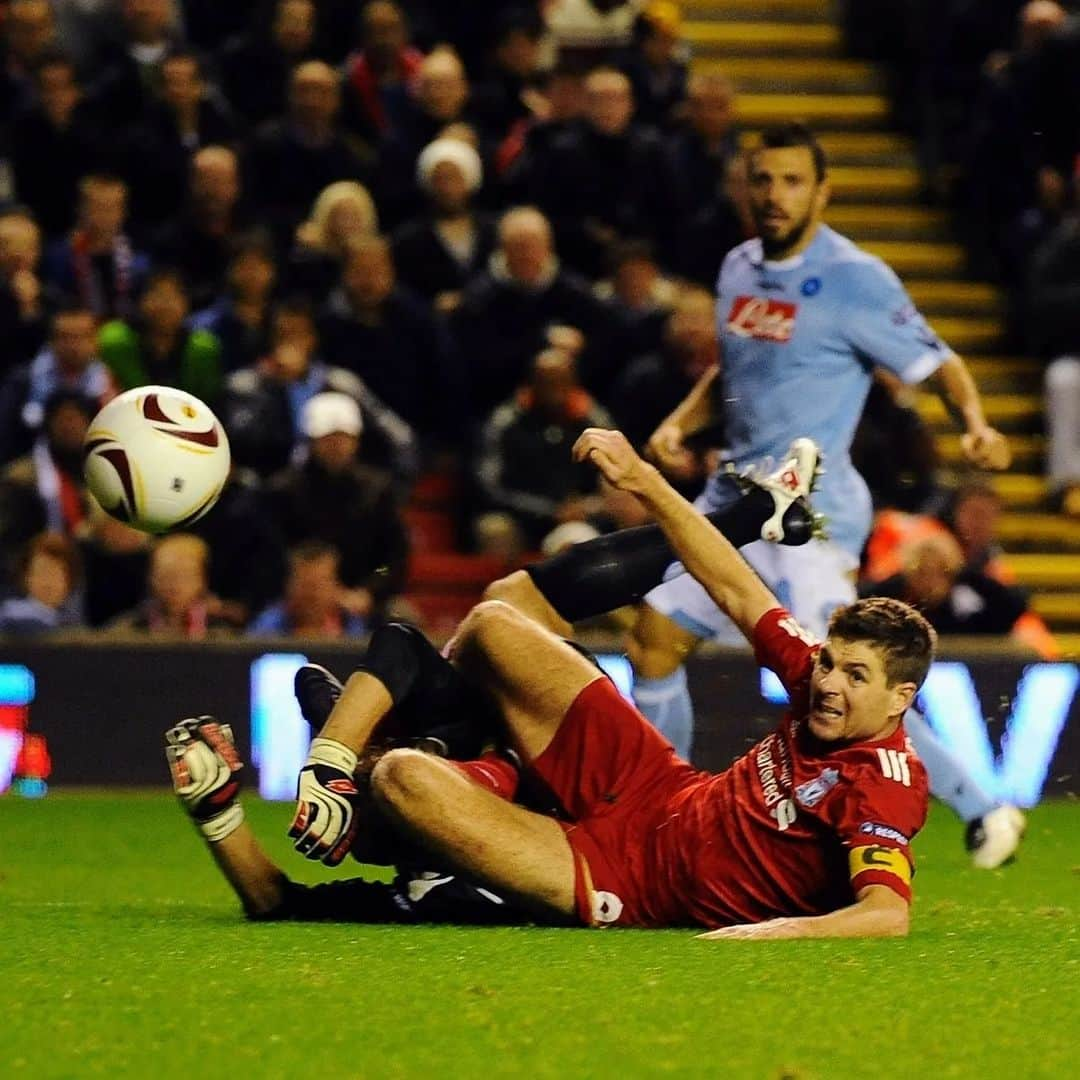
left=530, top=676, right=700, bottom=927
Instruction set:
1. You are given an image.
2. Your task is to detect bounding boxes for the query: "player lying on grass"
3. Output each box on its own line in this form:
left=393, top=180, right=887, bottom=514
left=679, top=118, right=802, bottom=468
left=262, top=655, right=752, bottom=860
left=168, top=431, right=935, bottom=937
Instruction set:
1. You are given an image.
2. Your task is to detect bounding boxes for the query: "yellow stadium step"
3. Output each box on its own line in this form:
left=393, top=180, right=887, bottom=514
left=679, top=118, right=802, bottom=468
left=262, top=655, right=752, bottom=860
left=928, top=316, right=1004, bottom=353
left=1031, top=593, right=1080, bottom=626
left=936, top=435, right=1045, bottom=471
left=1002, top=554, right=1080, bottom=590
left=906, top=282, right=1001, bottom=316
left=997, top=511, right=1080, bottom=548
left=990, top=474, right=1049, bottom=509
left=965, top=356, right=1041, bottom=382
left=917, top=392, right=1041, bottom=430
left=685, top=0, right=832, bottom=19
left=736, top=93, right=889, bottom=128
left=697, top=56, right=880, bottom=93
left=1053, top=633, right=1080, bottom=658
left=825, top=205, right=950, bottom=241
left=685, top=20, right=842, bottom=55
left=861, top=241, right=967, bottom=276
left=827, top=166, right=922, bottom=202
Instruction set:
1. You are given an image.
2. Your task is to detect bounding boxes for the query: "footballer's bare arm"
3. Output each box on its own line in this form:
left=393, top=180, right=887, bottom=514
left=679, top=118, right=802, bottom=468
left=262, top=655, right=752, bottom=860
left=925, top=352, right=1011, bottom=471
left=695, top=886, right=910, bottom=941
left=574, top=428, right=777, bottom=642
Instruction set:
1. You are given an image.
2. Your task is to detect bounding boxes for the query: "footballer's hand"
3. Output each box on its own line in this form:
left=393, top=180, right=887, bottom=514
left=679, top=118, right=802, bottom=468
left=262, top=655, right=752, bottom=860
left=961, top=426, right=1011, bottom=470
left=696, top=919, right=801, bottom=941
left=288, top=738, right=360, bottom=866
left=646, top=421, right=693, bottom=474
left=574, top=428, right=659, bottom=498
left=165, top=717, right=245, bottom=842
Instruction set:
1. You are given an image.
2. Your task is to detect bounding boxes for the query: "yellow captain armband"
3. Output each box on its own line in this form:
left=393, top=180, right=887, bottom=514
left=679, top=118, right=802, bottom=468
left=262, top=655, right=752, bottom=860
left=849, top=845, right=912, bottom=886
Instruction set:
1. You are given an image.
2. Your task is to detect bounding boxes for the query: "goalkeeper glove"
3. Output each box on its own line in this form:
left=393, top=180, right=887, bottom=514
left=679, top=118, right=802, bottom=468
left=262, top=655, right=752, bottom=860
left=288, top=737, right=360, bottom=866
left=165, top=716, right=245, bottom=843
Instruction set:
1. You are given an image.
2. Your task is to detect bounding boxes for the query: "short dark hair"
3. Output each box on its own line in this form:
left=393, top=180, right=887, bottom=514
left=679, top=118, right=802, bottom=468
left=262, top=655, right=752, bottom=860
left=290, top=539, right=339, bottom=565
left=755, top=122, right=827, bottom=182
left=828, top=597, right=936, bottom=688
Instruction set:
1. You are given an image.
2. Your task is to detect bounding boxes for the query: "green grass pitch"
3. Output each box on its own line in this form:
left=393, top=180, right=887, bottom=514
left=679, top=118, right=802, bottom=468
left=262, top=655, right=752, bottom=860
left=2, top=794, right=1078, bottom=1079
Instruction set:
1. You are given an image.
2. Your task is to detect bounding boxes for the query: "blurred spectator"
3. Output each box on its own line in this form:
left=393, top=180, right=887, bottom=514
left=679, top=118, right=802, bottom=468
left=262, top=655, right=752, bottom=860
left=151, top=146, right=245, bottom=310
left=607, top=284, right=715, bottom=492
left=521, top=66, right=682, bottom=276
left=1026, top=203, right=1080, bottom=357
left=189, top=231, right=277, bottom=374
left=621, top=1, right=689, bottom=129
left=962, top=1, right=1069, bottom=279
left=109, top=532, right=233, bottom=638
left=288, top=180, right=380, bottom=301
left=544, top=0, right=646, bottom=69
left=0, top=531, right=83, bottom=634
left=98, top=268, right=223, bottom=403
left=451, top=206, right=628, bottom=417
left=343, top=0, right=423, bottom=142
left=1045, top=356, right=1080, bottom=517
left=0, top=303, right=115, bottom=463
left=668, top=71, right=740, bottom=216
left=11, top=51, right=105, bottom=239
left=248, top=539, right=369, bottom=637
left=0, top=210, right=50, bottom=374
left=4, top=1, right=59, bottom=96
left=218, top=0, right=317, bottom=128
left=470, top=9, right=547, bottom=150
left=593, top=239, right=677, bottom=355
left=319, top=234, right=461, bottom=440
left=53, top=0, right=183, bottom=72
left=860, top=532, right=1058, bottom=657
left=942, top=481, right=1013, bottom=580
left=677, top=151, right=755, bottom=287
left=392, top=137, right=496, bottom=312
left=41, top=174, right=149, bottom=321
left=89, top=0, right=184, bottom=131
left=122, top=51, right=238, bottom=235
left=474, top=348, right=613, bottom=550
left=851, top=369, right=940, bottom=514
left=0, top=390, right=96, bottom=564
left=222, top=296, right=418, bottom=485
left=188, top=469, right=287, bottom=629
left=245, top=60, right=373, bottom=247
left=378, top=46, right=475, bottom=226
left=268, top=391, right=410, bottom=620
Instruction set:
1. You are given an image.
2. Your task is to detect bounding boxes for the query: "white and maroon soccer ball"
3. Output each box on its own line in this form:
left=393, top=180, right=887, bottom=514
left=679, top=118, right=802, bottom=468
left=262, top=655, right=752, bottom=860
left=83, top=386, right=230, bottom=534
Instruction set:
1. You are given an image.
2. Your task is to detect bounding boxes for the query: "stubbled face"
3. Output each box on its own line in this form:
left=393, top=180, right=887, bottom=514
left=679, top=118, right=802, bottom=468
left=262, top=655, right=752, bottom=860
left=809, top=638, right=913, bottom=743
left=748, top=146, right=826, bottom=258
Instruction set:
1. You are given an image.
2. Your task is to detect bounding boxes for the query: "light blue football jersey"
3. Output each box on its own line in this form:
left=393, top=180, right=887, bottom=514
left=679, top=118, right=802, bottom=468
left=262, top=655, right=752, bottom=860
left=702, top=224, right=949, bottom=556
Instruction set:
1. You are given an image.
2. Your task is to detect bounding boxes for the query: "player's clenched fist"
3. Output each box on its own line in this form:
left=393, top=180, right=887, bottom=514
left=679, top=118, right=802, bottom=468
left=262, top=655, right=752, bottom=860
left=573, top=428, right=658, bottom=496
left=165, top=716, right=246, bottom=842
left=289, top=738, right=360, bottom=865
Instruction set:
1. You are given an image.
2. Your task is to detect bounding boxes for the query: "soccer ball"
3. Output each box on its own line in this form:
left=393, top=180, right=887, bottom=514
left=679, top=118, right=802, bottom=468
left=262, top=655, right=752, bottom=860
left=83, top=386, right=231, bottom=534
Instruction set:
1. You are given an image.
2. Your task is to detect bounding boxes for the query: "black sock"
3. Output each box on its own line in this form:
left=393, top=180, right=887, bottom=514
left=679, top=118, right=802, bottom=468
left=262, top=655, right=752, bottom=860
left=526, top=487, right=788, bottom=623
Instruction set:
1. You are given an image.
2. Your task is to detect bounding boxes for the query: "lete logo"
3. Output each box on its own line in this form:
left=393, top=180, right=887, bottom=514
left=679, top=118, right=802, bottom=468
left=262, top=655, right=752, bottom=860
left=726, top=296, right=798, bottom=342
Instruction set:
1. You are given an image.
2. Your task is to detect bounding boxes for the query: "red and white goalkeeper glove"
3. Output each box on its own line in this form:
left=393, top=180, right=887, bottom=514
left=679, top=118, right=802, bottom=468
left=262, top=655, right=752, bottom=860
left=288, top=737, right=360, bottom=866
left=165, top=717, right=245, bottom=843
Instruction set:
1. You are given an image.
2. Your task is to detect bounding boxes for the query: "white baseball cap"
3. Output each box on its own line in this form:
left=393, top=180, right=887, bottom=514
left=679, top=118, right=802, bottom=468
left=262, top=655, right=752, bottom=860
left=303, top=392, right=363, bottom=439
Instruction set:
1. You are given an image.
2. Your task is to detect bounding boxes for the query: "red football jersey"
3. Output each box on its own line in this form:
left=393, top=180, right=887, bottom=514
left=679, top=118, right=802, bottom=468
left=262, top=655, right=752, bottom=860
left=636, top=608, right=929, bottom=928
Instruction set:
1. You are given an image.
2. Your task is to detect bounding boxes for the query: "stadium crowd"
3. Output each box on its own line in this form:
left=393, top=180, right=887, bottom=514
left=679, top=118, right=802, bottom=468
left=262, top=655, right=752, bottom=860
left=0, top=0, right=1059, bottom=658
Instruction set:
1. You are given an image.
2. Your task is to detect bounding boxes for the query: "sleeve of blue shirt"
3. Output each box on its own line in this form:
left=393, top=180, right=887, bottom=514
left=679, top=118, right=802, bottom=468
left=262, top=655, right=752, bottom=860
left=839, top=256, right=950, bottom=385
